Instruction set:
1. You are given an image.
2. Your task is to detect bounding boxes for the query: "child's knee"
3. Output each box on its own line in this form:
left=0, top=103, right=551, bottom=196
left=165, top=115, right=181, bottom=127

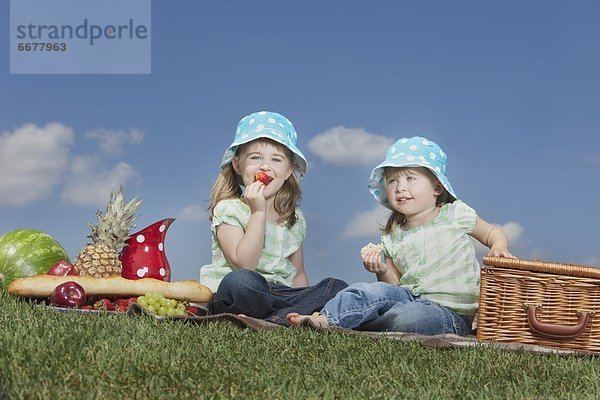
left=350, top=281, right=390, bottom=294
left=327, top=278, right=349, bottom=293
left=218, top=269, right=267, bottom=294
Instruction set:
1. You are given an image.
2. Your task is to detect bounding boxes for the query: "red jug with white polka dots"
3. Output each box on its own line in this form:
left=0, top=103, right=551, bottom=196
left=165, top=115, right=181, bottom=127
left=120, top=218, right=174, bottom=281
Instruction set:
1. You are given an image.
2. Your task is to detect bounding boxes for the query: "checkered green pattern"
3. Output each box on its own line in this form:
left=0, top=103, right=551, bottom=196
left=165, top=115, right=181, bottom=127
left=200, top=199, right=306, bottom=292
left=381, top=201, right=480, bottom=315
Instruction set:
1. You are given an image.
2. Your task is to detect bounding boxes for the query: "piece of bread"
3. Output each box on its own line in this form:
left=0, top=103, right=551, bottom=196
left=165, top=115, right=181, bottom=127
left=7, top=275, right=213, bottom=303
left=360, top=242, right=384, bottom=259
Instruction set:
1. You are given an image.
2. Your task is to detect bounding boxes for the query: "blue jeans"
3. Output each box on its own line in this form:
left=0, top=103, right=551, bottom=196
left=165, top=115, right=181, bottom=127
left=322, top=282, right=472, bottom=336
left=208, top=269, right=348, bottom=326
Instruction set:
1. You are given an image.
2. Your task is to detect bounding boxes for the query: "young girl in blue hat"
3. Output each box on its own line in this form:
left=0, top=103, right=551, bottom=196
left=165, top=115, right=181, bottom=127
left=288, top=136, right=515, bottom=334
left=200, top=111, right=347, bottom=325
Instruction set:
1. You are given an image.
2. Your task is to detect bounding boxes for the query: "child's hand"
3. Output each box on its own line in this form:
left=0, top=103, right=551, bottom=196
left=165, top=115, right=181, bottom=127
left=488, top=245, right=516, bottom=259
left=363, top=250, right=388, bottom=274
left=243, top=181, right=267, bottom=214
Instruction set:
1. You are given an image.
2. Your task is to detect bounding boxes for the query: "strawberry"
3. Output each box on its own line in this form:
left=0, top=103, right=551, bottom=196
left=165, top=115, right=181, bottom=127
left=185, top=306, right=199, bottom=316
left=81, top=305, right=94, bottom=310
left=93, top=299, right=115, bottom=311
left=113, top=297, right=137, bottom=312
left=113, top=298, right=129, bottom=308
left=254, top=171, right=273, bottom=186
left=115, top=304, right=128, bottom=313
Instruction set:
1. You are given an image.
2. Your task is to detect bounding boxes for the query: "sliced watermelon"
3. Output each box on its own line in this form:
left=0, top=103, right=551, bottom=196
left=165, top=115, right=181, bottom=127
left=0, top=229, right=70, bottom=288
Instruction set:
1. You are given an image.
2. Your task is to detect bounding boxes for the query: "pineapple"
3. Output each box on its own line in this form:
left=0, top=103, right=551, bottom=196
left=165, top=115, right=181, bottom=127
left=74, top=186, right=143, bottom=278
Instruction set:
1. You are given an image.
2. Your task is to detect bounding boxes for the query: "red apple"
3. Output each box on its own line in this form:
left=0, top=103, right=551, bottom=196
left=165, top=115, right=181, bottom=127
left=47, top=260, right=80, bottom=276
left=50, top=281, right=87, bottom=308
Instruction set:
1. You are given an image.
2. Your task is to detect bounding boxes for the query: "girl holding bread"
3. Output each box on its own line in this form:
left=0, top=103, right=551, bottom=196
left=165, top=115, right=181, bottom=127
left=288, top=136, right=515, bottom=335
left=200, top=111, right=347, bottom=325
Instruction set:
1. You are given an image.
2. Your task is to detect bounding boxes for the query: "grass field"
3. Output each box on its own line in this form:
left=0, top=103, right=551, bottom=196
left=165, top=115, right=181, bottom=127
left=1, top=289, right=599, bottom=399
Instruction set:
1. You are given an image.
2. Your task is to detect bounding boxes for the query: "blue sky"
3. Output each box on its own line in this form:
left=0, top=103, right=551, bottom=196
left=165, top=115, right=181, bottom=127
left=1, top=1, right=599, bottom=285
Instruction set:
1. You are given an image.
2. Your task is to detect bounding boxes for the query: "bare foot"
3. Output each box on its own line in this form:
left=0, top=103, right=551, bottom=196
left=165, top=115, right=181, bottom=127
left=286, top=312, right=329, bottom=328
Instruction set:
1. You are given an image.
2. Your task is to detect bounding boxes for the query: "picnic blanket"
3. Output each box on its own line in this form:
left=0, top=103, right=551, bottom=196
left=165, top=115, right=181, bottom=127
left=127, top=305, right=597, bottom=357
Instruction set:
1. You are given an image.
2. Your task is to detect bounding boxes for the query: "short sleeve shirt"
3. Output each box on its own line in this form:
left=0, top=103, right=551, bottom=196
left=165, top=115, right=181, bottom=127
left=381, top=200, right=480, bottom=315
left=199, top=198, right=306, bottom=292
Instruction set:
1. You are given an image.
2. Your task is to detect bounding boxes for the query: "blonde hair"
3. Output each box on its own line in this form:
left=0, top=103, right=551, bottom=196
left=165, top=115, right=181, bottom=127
left=381, top=167, right=453, bottom=234
left=208, top=138, right=302, bottom=228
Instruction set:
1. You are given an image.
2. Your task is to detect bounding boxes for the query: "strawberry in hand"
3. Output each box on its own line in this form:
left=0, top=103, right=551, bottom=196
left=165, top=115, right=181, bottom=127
left=254, top=171, right=273, bottom=186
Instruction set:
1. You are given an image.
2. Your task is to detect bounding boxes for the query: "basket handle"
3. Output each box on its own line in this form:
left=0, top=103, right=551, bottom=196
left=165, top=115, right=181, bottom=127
left=526, top=304, right=591, bottom=339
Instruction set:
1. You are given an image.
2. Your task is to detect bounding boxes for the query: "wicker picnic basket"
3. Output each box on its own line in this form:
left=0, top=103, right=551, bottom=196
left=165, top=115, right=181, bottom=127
left=477, top=256, right=600, bottom=353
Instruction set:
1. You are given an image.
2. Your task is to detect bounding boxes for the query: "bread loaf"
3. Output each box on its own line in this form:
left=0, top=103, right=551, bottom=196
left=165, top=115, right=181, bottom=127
left=8, top=275, right=213, bottom=303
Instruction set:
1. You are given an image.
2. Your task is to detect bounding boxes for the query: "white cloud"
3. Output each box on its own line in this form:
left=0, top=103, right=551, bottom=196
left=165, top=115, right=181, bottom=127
left=177, top=204, right=208, bottom=221
left=308, top=126, right=393, bottom=166
left=0, top=123, right=74, bottom=206
left=60, top=156, right=141, bottom=206
left=501, top=221, right=524, bottom=244
left=529, top=248, right=546, bottom=260
left=341, top=205, right=391, bottom=238
left=475, top=221, right=525, bottom=255
left=0, top=122, right=144, bottom=208
left=85, top=128, right=144, bottom=157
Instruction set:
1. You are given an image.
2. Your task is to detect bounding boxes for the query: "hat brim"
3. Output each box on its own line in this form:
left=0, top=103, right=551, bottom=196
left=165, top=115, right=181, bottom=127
left=220, top=133, right=308, bottom=180
left=368, top=160, right=457, bottom=210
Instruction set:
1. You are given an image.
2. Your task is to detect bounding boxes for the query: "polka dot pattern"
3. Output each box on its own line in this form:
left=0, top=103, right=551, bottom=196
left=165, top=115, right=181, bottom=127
left=120, top=218, right=174, bottom=282
left=137, top=266, right=149, bottom=278
left=219, top=111, right=308, bottom=180
left=368, top=136, right=457, bottom=210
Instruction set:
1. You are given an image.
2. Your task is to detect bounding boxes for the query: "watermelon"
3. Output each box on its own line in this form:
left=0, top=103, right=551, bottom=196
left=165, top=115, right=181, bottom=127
left=0, top=229, right=70, bottom=288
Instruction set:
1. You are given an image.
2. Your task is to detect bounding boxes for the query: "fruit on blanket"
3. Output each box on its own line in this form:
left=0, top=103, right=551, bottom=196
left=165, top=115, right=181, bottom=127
left=47, top=260, right=80, bottom=276
left=137, top=292, right=187, bottom=316
left=74, top=186, right=142, bottom=278
left=8, top=274, right=214, bottom=302
left=254, top=171, right=273, bottom=186
left=113, top=298, right=129, bottom=308
left=113, top=297, right=137, bottom=312
left=93, top=298, right=115, bottom=311
left=185, top=306, right=200, bottom=316
left=113, top=298, right=127, bottom=309
left=50, top=281, right=87, bottom=308
left=0, top=229, right=71, bottom=287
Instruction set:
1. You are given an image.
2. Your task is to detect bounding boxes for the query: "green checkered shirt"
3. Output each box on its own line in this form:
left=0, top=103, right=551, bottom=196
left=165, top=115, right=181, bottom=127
left=381, top=200, right=479, bottom=316
left=200, top=198, right=306, bottom=292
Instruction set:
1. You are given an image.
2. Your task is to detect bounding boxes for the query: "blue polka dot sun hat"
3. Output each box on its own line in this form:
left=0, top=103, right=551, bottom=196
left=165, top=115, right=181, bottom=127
left=368, top=136, right=457, bottom=210
left=220, top=111, right=308, bottom=180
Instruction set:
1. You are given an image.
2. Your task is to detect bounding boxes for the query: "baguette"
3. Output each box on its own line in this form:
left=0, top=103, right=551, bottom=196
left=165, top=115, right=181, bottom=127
left=8, top=275, right=213, bottom=303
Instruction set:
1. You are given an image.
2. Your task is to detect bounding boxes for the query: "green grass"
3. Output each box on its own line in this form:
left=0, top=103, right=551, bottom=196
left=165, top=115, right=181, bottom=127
left=1, top=290, right=600, bottom=400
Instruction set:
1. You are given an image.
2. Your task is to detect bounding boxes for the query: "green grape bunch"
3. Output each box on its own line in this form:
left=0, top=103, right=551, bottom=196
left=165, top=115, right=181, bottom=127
left=137, top=292, right=188, bottom=316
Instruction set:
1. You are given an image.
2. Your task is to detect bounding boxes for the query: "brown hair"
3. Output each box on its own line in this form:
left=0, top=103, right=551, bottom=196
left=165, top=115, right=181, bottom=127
left=381, top=167, right=453, bottom=234
left=208, top=138, right=302, bottom=228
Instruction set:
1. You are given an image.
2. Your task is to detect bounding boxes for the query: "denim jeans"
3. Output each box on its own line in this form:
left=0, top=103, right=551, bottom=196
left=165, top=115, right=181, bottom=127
left=208, top=269, right=348, bottom=326
left=322, top=282, right=472, bottom=335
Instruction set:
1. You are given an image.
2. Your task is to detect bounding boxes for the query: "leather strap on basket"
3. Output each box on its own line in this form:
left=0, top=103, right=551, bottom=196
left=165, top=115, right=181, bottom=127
left=526, top=304, right=591, bottom=339
left=483, top=256, right=600, bottom=279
